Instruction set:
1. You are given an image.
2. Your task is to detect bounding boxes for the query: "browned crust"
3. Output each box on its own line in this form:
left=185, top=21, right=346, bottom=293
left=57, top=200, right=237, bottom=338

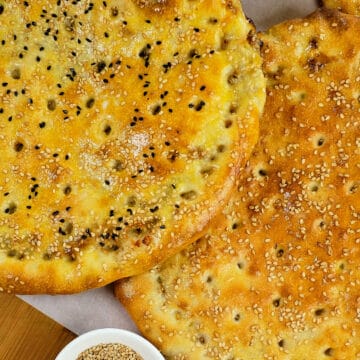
left=115, top=8, right=360, bottom=359
left=322, top=0, right=360, bottom=15
left=0, top=0, right=264, bottom=294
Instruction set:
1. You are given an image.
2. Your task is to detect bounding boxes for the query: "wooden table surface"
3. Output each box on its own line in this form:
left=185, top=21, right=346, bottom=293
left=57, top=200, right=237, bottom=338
left=0, top=294, right=76, bottom=360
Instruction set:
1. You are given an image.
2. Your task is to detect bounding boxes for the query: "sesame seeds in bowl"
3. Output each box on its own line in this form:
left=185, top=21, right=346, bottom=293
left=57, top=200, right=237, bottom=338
left=55, top=328, right=164, bottom=360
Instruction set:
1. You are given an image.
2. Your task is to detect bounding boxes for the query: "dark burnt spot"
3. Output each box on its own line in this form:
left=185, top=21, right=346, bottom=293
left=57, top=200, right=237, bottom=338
left=324, top=348, right=334, bottom=356
left=139, top=44, right=151, bottom=67
left=11, top=68, right=21, bottom=79
left=103, top=125, right=112, bottom=135
left=5, top=202, right=17, bottom=214
left=320, top=8, right=349, bottom=31
left=14, top=142, right=24, bottom=152
left=276, top=249, right=284, bottom=257
left=307, top=57, right=325, bottom=73
left=7, top=249, right=17, bottom=257
left=247, top=30, right=257, bottom=47
left=111, top=7, right=119, bottom=17
left=86, top=97, right=95, bottom=108
left=63, top=185, right=72, bottom=195
left=273, top=298, right=281, bottom=307
left=134, top=0, right=170, bottom=14
left=167, top=149, right=178, bottom=162
left=258, top=169, right=268, bottom=177
left=64, top=16, right=75, bottom=32
left=278, top=339, right=285, bottom=348
left=315, top=308, right=325, bottom=316
left=47, top=99, right=56, bottom=111
left=96, top=61, right=106, bottom=73
left=309, top=37, right=318, bottom=49
left=180, top=190, right=197, bottom=200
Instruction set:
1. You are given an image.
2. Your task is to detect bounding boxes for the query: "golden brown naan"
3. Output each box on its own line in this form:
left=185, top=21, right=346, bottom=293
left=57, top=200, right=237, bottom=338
left=322, top=0, right=360, bottom=15
left=116, top=8, right=360, bottom=359
left=0, top=0, right=265, bottom=293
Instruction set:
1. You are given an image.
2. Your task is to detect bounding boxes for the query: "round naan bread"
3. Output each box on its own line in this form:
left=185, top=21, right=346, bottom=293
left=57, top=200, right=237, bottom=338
left=0, top=0, right=265, bottom=293
left=116, top=8, right=360, bottom=359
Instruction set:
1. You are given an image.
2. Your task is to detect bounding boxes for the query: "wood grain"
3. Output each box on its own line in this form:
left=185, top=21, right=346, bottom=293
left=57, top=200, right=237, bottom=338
left=0, top=294, right=76, bottom=360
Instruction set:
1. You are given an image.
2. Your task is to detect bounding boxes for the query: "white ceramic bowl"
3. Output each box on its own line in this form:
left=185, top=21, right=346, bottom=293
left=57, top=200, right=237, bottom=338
left=55, top=328, right=164, bottom=360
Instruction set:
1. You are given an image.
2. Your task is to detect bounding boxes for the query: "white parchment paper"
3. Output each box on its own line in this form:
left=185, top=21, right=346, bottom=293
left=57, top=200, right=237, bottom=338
left=19, top=0, right=319, bottom=337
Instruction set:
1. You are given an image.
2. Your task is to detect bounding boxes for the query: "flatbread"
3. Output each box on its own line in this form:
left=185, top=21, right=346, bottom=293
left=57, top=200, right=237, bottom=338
left=0, top=0, right=265, bottom=294
left=116, top=8, right=360, bottom=359
left=321, top=0, right=360, bottom=15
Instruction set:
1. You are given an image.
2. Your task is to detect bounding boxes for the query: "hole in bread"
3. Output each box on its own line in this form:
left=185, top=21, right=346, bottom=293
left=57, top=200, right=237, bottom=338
left=311, top=185, right=319, bottom=192
left=258, top=169, right=268, bottom=177
left=315, top=308, right=325, bottom=316
left=64, top=16, right=75, bottom=32
left=188, top=49, right=200, bottom=59
left=47, top=99, right=56, bottom=111
left=307, top=56, right=326, bottom=73
left=247, top=30, right=256, bottom=46
left=313, top=218, right=327, bottom=231
left=324, top=348, right=334, bottom=356
left=43, top=253, right=51, bottom=260
left=311, top=133, right=326, bottom=147
left=127, top=196, right=137, bottom=207
left=317, top=137, right=325, bottom=147
left=309, top=37, right=318, bottom=49
left=309, top=182, right=319, bottom=192
left=237, top=262, right=244, bottom=269
left=14, top=141, right=24, bottom=152
left=96, top=61, right=106, bottom=73
left=229, top=103, right=238, bottom=114
left=197, top=335, right=207, bottom=345
left=167, top=149, right=179, bottom=162
left=206, top=276, right=212, bottom=283
left=224, top=119, right=233, bottom=128
left=227, top=70, right=239, bottom=85
left=67, top=252, right=77, bottom=261
left=276, top=248, right=284, bottom=258
left=112, top=159, right=125, bottom=171
left=233, top=313, right=241, bottom=322
left=278, top=339, right=285, bottom=348
left=86, top=97, right=95, bottom=109
left=63, top=222, right=73, bottom=235
left=194, top=100, right=205, bottom=111
left=346, top=181, right=359, bottom=195
left=4, top=202, right=17, bottom=214
left=103, top=124, right=112, bottom=135
left=11, top=68, right=21, bottom=80
left=200, top=167, right=215, bottom=177
left=267, top=64, right=284, bottom=79
left=151, top=104, right=161, bottom=115
left=253, top=164, right=269, bottom=180
left=208, top=17, right=218, bottom=24
left=156, top=276, right=166, bottom=295
left=7, top=249, right=17, bottom=257
left=273, top=298, right=281, bottom=307
left=63, top=185, right=72, bottom=196
left=110, top=7, right=118, bottom=17
left=217, top=144, right=226, bottom=153
left=180, top=190, right=197, bottom=200
left=232, top=222, right=239, bottom=230
left=221, top=36, right=230, bottom=50
left=209, top=154, right=217, bottom=162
